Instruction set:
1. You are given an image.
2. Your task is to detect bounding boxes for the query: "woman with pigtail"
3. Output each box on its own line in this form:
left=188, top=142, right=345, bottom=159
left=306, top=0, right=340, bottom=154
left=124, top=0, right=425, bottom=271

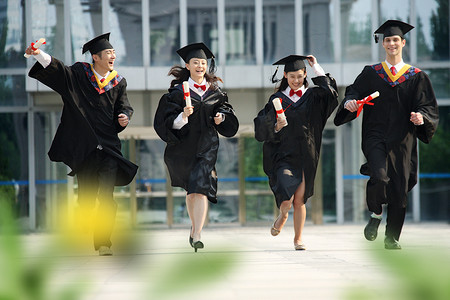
left=254, top=55, right=338, bottom=250
left=154, top=43, right=239, bottom=252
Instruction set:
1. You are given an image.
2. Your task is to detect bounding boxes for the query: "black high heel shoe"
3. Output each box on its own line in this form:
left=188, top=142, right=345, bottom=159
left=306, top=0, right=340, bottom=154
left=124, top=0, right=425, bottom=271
left=189, top=227, right=194, bottom=247
left=192, top=241, right=204, bottom=252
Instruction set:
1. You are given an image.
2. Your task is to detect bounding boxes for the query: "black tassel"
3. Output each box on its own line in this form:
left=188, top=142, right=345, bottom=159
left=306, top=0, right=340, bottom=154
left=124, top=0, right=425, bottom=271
left=374, top=34, right=379, bottom=43
left=209, top=57, right=217, bottom=74
left=271, top=66, right=280, bottom=83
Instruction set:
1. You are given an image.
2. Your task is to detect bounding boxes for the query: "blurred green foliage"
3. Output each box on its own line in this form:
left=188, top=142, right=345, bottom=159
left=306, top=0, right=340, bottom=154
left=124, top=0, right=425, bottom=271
left=0, top=203, right=88, bottom=300
left=243, top=137, right=274, bottom=221
left=146, top=251, right=237, bottom=298
left=344, top=243, right=450, bottom=300
left=0, top=175, right=15, bottom=212
left=419, top=107, right=450, bottom=174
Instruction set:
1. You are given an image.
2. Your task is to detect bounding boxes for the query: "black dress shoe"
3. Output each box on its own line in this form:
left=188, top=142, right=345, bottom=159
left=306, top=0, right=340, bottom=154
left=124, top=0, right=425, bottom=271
left=189, top=226, right=194, bottom=247
left=364, top=217, right=381, bottom=241
left=384, top=236, right=402, bottom=250
left=193, top=241, right=204, bottom=253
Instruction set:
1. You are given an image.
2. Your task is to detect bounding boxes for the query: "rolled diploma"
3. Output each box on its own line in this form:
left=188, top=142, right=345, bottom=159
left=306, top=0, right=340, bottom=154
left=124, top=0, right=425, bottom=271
left=364, top=91, right=379, bottom=102
left=182, top=81, right=191, bottom=107
left=272, top=97, right=288, bottom=126
left=24, top=38, right=46, bottom=58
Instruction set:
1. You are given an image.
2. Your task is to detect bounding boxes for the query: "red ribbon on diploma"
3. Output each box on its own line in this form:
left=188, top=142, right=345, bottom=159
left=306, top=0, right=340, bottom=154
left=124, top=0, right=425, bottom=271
left=276, top=98, right=292, bottom=116
left=31, top=40, right=46, bottom=51
left=355, top=91, right=379, bottom=117
left=182, top=81, right=191, bottom=107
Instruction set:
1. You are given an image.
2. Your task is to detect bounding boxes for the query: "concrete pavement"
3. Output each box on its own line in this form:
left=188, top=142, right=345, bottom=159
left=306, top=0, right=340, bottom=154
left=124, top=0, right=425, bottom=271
left=7, top=223, right=450, bottom=300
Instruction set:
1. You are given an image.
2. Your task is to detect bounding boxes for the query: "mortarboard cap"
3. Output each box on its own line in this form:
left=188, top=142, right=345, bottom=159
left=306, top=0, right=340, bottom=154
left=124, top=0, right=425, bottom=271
left=272, top=55, right=309, bottom=72
left=176, top=42, right=215, bottom=63
left=373, top=20, right=414, bottom=43
left=82, top=32, right=113, bottom=55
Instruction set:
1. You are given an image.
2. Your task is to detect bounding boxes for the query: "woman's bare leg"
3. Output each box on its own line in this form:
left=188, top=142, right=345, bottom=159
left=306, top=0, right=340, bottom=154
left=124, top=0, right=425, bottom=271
left=293, top=174, right=306, bottom=246
left=186, top=193, right=208, bottom=242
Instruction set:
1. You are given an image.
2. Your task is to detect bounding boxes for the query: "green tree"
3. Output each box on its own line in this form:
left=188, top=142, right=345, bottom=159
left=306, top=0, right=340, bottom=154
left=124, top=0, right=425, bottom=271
left=417, top=16, right=432, bottom=59
left=431, top=0, right=449, bottom=60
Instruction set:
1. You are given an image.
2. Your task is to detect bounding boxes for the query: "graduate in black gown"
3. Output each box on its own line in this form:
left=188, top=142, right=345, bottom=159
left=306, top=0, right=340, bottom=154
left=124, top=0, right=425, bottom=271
left=154, top=43, right=239, bottom=252
left=334, top=20, right=439, bottom=249
left=26, top=33, right=137, bottom=256
left=254, top=55, right=338, bottom=250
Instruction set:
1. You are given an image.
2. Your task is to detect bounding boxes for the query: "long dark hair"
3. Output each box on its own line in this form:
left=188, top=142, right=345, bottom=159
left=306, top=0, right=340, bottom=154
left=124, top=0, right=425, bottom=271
left=168, top=64, right=223, bottom=88
left=272, top=67, right=309, bottom=93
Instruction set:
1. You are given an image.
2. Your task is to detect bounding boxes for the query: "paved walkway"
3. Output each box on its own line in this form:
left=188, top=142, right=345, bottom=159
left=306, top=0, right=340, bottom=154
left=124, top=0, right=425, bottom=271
left=5, top=223, right=450, bottom=300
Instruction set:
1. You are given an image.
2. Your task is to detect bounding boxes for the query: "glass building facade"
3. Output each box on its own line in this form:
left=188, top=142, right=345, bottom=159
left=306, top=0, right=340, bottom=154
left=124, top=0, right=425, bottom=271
left=0, top=0, right=449, bottom=230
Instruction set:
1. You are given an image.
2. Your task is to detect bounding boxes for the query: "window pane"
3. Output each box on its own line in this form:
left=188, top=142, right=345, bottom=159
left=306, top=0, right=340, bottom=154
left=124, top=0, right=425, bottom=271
left=0, top=113, right=28, bottom=219
left=109, top=0, right=143, bottom=66
left=31, top=0, right=64, bottom=60
left=71, top=1, right=102, bottom=63
left=322, top=129, right=336, bottom=222
left=340, top=123, right=366, bottom=222
left=425, top=68, right=450, bottom=99
left=263, top=0, right=295, bottom=64
left=187, top=0, right=218, bottom=57
left=419, top=105, right=450, bottom=221
left=244, top=137, right=273, bottom=222
left=341, top=0, right=372, bottom=62
left=225, top=0, right=255, bottom=65
left=303, top=0, right=333, bottom=63
left=379, top=0, right=411, bottom=61
left=35, top=111, right=69, bottom=229
left=0, top=75, right=26, bottom=106
left=416, top=0, right=449, bottom=61
left=134, top=139, right=168, bottom=225
left=211, top=138, right=239, bottom=223
left=150, top=0, right=180, bottom=66
left=0, top=0, right=25, bottom=67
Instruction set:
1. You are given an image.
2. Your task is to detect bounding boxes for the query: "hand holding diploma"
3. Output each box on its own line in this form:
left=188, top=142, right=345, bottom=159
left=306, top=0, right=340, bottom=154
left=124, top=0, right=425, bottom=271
left=275, top=118, right=288, bottom=132
left=272, top=97, right=287, bottom=120
left=272, top=97, right=288, bottom=130
left=345, top=91, right=379, bottom=117
left=24, top=38, right=46, bottom=58
left=182, top=81, right=193, bottom=121
left=356, top=91, right=379, bottom=117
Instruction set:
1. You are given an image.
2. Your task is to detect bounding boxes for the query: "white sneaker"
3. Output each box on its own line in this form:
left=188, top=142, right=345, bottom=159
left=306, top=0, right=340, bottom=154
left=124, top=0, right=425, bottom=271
left=98, top=246, right=113, bottom=256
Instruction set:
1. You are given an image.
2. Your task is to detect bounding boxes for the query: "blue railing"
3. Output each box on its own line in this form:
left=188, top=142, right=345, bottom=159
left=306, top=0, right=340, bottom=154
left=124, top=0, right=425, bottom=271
left=1, top=173, right=450, bottom=186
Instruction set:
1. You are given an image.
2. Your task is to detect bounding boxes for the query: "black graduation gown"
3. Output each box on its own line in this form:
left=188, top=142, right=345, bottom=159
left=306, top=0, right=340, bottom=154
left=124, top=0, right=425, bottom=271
left=154, top=84, right=239, bottom=203
left=334, top=63, right=439, bottom=201
left=254, top=75, right=338, bottom=207
left=28, top=57, right=138, bottom=186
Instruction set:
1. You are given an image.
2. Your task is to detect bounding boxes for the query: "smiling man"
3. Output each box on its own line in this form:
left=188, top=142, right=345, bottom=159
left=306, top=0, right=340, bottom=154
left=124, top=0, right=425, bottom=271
left=334, top=20, right=439, bottom=250
left=26, top=33, right=137, bottom=256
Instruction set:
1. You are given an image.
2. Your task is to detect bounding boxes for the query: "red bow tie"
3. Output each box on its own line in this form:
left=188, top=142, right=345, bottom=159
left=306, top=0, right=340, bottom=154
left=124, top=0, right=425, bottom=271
left=289, top=89, right=302, bottom=97
left=100, top=78, right=105, bottom=83
left=194, top=84, right=206, bottom=91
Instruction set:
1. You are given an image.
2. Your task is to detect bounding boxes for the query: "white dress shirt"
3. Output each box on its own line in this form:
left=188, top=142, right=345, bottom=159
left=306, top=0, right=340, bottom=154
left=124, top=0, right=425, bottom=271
left=385, top=59, right=405, bottom=75
left=92, top=68, right=110, bottom=82
left=281, top=63, right=326, bottom=102
left=188, top=77, right=209, bottom=97
left=34, top=50, right=52, bottom=68
left=172, top=77, right=224, bottom=130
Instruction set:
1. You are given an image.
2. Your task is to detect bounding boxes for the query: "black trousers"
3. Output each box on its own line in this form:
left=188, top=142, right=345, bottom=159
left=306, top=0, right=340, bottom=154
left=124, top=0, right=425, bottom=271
left=365, top=143, right=407, bottom=240
left=76, top=150, right=118, bottom=250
